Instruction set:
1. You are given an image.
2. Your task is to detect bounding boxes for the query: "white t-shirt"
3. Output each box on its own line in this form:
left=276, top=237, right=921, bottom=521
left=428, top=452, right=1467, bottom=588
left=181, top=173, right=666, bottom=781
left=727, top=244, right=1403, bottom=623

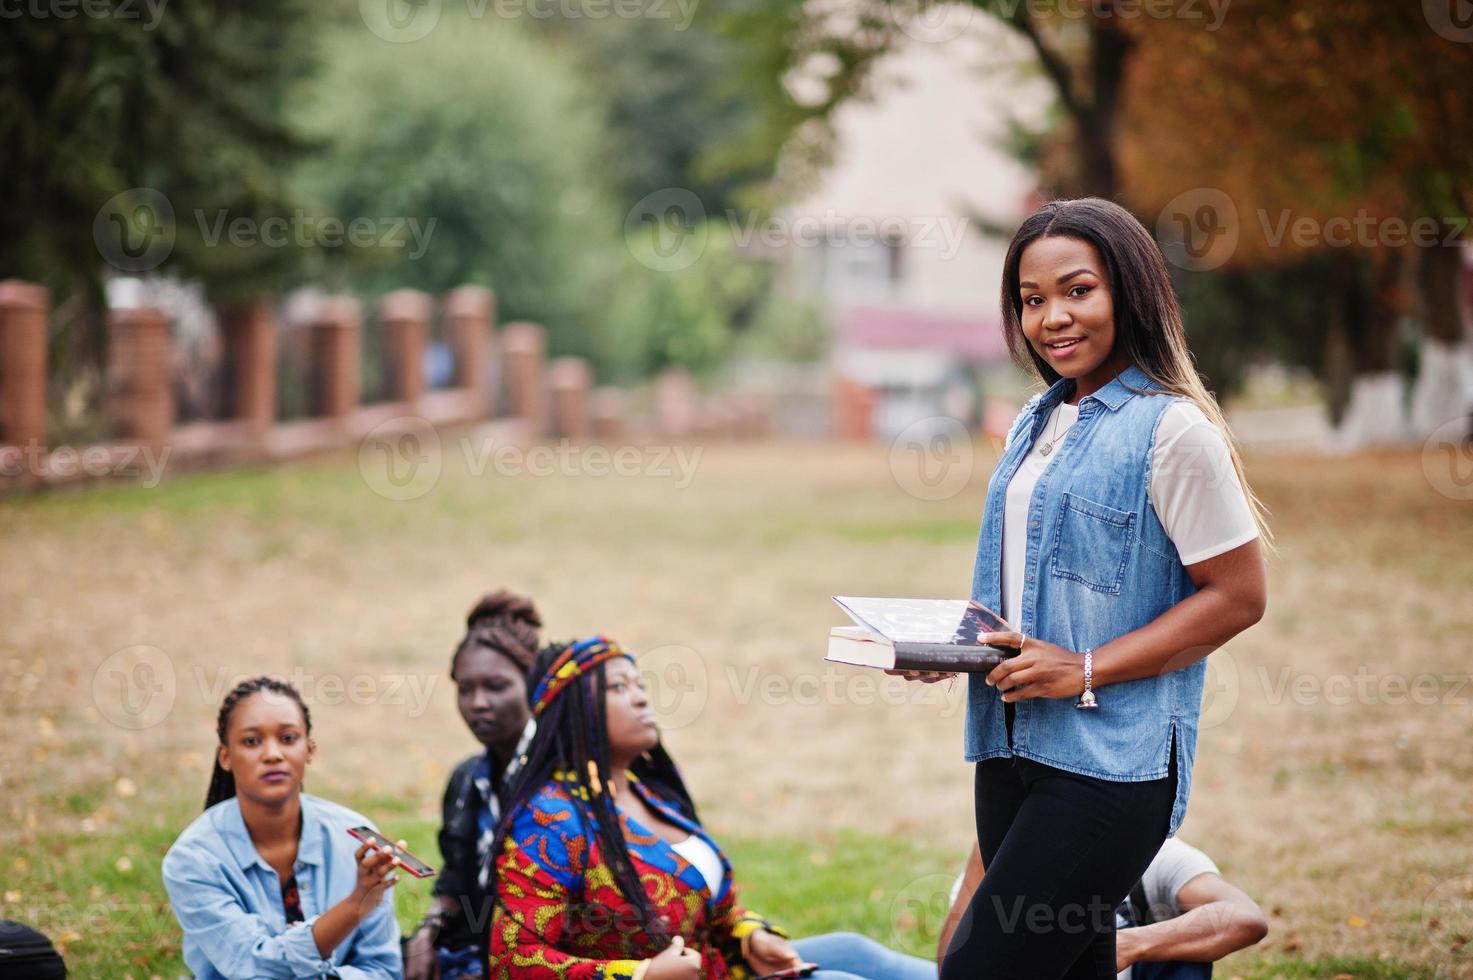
left=1001, top=398, right=1260, bottom=630
left=1115, top=837, right=1221, bottom=979
left=670, top=833, right=725, bottom=897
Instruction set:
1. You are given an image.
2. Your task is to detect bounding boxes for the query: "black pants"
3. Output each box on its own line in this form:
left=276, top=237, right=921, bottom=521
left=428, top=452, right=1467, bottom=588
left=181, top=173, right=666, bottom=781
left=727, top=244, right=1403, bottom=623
left=940, top=707, right=1178, bottom=980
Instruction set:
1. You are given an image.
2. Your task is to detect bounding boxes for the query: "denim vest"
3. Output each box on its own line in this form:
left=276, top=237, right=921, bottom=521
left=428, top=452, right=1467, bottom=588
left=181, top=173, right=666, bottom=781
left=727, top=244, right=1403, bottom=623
left=966, top=364, right=1202, bottom=836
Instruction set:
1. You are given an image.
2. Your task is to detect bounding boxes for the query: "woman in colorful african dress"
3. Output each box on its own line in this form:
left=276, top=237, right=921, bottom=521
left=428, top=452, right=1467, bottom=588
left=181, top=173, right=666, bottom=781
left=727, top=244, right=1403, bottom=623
left=487, top=637, right=938, bottom=980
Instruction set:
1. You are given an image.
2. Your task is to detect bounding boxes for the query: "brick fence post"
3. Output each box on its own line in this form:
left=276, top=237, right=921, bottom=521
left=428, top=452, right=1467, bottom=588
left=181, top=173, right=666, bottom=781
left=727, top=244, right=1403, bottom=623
left=590, top=387, right=626, bottom=442
left=548, top=356, right=591, bottom=440
left=378, top=289, right=431, bottom=405
left=500, top=321, right=546, bottom=433
left=654, top=367, right=698, bottom=438
left=0, top=280, right=49, bottom=450
left=309, top=297, right=361, bottom=423
left=107, top=306, right=173, bottom=447
left=833, top=376, right=874, bottom=440
left=443, top=286, right=494, bottom=396
left=219, top=299, right=277, bottom=443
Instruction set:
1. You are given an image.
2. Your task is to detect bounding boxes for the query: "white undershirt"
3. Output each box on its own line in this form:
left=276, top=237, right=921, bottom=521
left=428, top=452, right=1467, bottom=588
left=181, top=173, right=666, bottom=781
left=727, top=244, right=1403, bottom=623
left=670, top=833, right=725, bottom=896
left=1000, top=399, right=1260, bottom=630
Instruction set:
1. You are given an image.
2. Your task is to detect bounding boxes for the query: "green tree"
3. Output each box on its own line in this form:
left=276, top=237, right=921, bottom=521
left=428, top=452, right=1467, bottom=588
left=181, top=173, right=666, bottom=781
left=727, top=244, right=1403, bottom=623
left=292, top=13, right=627, bottom=366
left=0, top=0, right=320, bottom=360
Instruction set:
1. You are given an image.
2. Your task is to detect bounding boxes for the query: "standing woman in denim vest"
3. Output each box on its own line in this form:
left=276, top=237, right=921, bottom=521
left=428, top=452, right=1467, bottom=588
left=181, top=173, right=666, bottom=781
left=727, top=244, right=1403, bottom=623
left=931, top=199, right=1271, bottom=980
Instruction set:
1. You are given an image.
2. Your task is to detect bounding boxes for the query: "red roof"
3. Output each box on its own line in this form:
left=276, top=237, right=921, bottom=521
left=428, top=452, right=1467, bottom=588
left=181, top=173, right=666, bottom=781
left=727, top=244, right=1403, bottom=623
left=836, top=305, right=1011, bottom=362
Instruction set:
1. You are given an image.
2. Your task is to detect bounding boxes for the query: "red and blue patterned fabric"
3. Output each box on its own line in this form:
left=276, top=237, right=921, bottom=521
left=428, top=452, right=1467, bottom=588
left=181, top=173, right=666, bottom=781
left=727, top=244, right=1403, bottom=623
left=489, top=771, right=783, bottom=980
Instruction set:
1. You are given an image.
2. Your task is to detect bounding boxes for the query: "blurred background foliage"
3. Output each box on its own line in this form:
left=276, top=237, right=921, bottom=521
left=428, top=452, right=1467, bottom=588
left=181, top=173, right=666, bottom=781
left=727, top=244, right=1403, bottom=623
left=2, top=0, right=1470, bottom=404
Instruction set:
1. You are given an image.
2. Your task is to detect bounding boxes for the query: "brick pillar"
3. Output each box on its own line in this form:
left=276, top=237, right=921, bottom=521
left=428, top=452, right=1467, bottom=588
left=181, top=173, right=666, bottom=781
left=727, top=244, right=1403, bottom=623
left=378, top=289, right=431, bottom=404
left=500, top=321, right=546, bottom=433
left=0, top=280, right=49, bottom=449
left=547, top=357, right=592, bottom=440
left=219, top=299, right=277, bottom=441
left=106, top=307, right=173, bottom=447
left=654, top=367, right=698, bottom=438
left=309, top=297, right=361, bottom=422
left=833, top=376, right=874, bottom=440
left=590, top=387, right=626, bottom=442
left=443, top=285, right=494, bottom=393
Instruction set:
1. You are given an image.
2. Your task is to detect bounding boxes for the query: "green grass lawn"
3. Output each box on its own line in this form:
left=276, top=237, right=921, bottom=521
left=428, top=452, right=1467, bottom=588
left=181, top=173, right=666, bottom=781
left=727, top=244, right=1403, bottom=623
left=3, top=439, right=1469, bottom=978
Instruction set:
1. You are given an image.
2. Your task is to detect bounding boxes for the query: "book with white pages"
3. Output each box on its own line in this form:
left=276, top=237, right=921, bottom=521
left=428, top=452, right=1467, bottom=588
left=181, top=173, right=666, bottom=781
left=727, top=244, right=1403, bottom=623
left=825, top=596, right=1019, bottom=673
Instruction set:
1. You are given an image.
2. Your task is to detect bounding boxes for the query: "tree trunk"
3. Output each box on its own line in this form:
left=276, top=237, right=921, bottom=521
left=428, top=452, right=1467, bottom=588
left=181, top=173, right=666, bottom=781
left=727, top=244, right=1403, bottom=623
left=1410, top=240, right=1471, bottom=435
left=1080, top=10, right=1132, bottom=200
left=1334, top=251, right=1409, bottom=449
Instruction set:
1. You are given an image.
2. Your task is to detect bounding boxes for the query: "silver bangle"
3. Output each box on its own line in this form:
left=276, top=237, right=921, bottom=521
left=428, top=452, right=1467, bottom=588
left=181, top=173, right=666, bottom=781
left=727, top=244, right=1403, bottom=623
left=1075, top=648, right=1098, bottom=709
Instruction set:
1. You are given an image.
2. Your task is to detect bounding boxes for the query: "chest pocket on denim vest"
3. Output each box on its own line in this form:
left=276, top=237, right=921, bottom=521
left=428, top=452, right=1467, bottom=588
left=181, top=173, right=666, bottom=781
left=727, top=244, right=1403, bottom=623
left=1050, top=492, right=1136, bottom=594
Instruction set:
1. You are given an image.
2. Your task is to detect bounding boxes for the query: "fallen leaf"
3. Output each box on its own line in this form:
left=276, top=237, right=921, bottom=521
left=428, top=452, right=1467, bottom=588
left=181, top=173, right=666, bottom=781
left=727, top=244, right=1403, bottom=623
left=115, top=856, right=133, bottom=873
left=3, top=890, right=21, bottom=902
left=1347, top=915, right=1366, bottom=928
left=115, top=777, right=138, bottom=798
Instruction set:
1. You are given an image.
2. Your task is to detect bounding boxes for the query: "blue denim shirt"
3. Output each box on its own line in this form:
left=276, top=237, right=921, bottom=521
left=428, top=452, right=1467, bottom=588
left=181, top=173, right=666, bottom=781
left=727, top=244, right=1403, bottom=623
left=161, top=794, right=402, bottom=979
left=967, top=364, right=1204, bottom=836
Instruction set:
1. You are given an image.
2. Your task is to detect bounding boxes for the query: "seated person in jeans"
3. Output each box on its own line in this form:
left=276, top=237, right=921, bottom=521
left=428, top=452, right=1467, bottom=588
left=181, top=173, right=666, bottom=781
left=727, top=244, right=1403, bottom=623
left=488, top=636, right=937, bottom=980
left=940, top=836, right=1268, bottom=979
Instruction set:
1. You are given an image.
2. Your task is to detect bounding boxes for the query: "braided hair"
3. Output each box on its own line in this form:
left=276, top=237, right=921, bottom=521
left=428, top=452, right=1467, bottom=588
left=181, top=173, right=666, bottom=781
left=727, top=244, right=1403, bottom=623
left=489, top=640, right=698, bottom=946
left=204, top=676, right=313, bottom=810
left=452, top=589, right=542, bottom=677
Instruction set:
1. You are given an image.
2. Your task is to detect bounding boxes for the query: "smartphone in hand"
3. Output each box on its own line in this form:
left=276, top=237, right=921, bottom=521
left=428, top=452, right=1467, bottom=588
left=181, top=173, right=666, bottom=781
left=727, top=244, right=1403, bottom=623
left=346, top=826, right=437, bottom=878
left=754, top=965, right=819, bottom=980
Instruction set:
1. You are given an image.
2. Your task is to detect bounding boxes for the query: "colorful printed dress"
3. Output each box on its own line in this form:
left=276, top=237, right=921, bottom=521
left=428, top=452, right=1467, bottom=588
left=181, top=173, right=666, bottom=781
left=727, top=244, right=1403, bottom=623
left=489, top=772, right=784, bottom=980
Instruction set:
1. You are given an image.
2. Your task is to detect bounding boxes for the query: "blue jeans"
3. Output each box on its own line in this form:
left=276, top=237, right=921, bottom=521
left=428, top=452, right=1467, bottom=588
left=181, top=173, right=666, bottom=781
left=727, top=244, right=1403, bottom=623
left=1131, top=961, right=1212, bottom=980
left=793, top=932, right=938, bottom=980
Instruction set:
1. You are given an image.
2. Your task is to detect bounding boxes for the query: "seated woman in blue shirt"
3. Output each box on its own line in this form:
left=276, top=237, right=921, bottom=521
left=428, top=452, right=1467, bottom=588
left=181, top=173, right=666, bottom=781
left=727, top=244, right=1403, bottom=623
left=162, top=676, right=403, bottom=979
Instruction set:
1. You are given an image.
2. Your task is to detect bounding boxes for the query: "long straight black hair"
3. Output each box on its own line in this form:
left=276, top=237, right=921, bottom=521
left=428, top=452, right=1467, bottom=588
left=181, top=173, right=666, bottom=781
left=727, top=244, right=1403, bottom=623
left=487, top=642, right=697, bottom=946
left=1000, top=197, right=1273, bottom=549
left=204, top=676, right=313, bottom=810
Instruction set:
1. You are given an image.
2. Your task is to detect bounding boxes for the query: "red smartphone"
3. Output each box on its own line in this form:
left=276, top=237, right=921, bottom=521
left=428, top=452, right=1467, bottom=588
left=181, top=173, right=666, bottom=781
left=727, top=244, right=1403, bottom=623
left=754, top=965, right=819, bottom=980
left=346, top=826, right=437, bottom=878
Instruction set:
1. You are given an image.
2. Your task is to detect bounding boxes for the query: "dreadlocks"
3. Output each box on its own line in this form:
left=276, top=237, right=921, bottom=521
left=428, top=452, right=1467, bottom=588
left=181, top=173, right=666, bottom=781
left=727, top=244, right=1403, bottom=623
left=204, top=676, right=312, bottom=810
left=489, top=638, right=699, bottom=947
